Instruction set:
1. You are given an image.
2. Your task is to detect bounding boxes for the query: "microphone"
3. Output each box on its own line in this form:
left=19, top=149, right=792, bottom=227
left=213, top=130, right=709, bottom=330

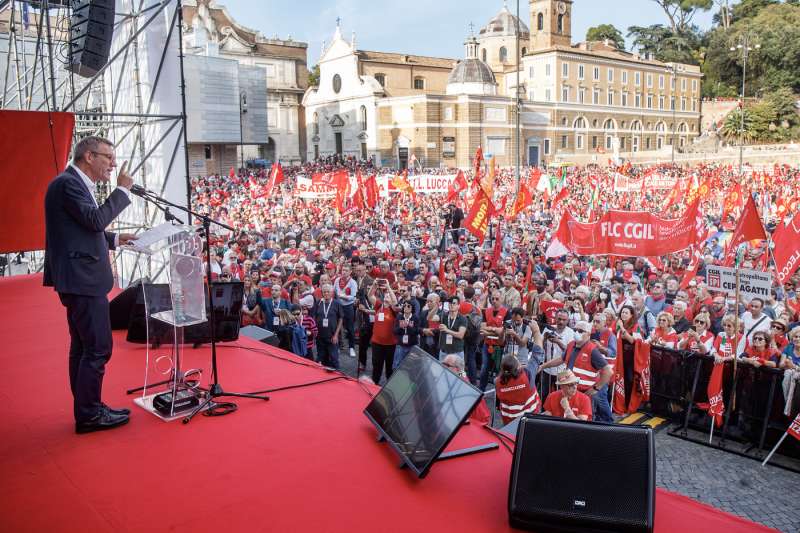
left=130, top=184, right=153, bottom=197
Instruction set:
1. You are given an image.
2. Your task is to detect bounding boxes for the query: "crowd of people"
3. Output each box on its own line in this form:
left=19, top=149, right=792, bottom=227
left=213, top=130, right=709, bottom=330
left=191, top=156, right=800, bottom=425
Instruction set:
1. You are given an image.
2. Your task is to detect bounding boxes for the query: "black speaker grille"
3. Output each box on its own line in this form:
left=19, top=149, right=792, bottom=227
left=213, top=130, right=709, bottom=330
left=509, top=416, right=655, bottom=533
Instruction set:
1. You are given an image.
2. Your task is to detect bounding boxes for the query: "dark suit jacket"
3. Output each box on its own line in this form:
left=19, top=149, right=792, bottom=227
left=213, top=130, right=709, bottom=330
left=43, top=166, right=131, bottom=296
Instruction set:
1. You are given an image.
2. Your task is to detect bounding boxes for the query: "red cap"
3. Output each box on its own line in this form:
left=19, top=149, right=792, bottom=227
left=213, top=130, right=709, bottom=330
left=623, top=271, right=633, bottom=281
left=326, top=262, right=336, bottom=269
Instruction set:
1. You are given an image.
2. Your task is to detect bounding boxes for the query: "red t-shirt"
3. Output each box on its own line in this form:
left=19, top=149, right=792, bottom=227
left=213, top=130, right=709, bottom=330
left=543, top=390, right=593, bottom=420
left=371, top=302, right=397, bottom=346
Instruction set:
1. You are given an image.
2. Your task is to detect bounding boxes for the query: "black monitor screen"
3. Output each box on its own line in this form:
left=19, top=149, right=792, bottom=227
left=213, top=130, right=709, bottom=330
left=126, top=282, right=243, bottom=344
left=363, top=347, right=482, bottom=478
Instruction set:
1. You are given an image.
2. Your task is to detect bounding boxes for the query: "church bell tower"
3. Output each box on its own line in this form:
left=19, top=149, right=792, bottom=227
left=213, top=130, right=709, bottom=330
left=529, top=0, right=572, bottom=50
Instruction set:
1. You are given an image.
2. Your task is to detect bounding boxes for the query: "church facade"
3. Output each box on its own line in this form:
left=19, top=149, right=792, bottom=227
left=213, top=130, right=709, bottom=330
left=303, top=0, right=702, bottom=169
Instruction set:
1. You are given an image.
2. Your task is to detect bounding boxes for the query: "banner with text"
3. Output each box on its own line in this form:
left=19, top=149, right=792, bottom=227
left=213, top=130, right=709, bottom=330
left=294, top=176, right=336, bottom=199
left=705, top=265, right=772, bottom=301
left=612, top=172, right=681, bottom=192
left=376, top=174, right=457, bottom=198
left=546, top=200, right=702, bottom=257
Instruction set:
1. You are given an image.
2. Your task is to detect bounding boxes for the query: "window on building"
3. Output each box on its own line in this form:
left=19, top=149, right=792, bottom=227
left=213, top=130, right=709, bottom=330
left=608, top=68, right=614, bottom=83
left=562, top=86, right=569, bottom=102
left=545, top=89, right=552, bottom=102
left=482, top=49, right=487, bottom=62
left=681, top=97, right=687, bottom=111
left=647, top=94, right=653, bottom=109
left=622, top=92, right=628, bottom=106
left=659, top=96, right=664, bottom=110
left=671, top=96, right=676, bottom=110
left=659, top=75, right=665, bottom=89
left=593, top=67, right=600, bottom=81
left=593, top=89, right=599, bottom=105
left=561, top=116, right=568, bottom=126
left=312, top=112, right=319, bottom=135
left=204, top=145, right=212, bottom=159
left=692, top=79, right=697, bottom=92
left=529, top=89, right=535, bottom=100
left=646, top=137, right=651, bottom=149
left=647, top=73, right=653, bottom=88
left=375, top=73, right=386, bottom=87
left=361, top=143, right=367, bottom=160
left=622, top=70, right=628, bottom=84
left=578, top=64, right=585, bottom=79
left=620, top=137, right=625, bottom=149
left=607, top=90, right=613, bottom=106
left=635, top=93, right=641, bottom=108
left=692, top=99, right=697, bottom=112
left=681, top=78, right=687, bottom=91
left=557, top=14, right=564, bottom=33
left=576, top=135, right=584, bottom=149
left=522, top=47, right=527, bottom=56
left=562, top=62, right=569, bottom=77
left=592, top=136, right=598, bottom=149
left=499, top=47, right=508, bottom=63
left=671, top=76, right=676, bottom=90
left=545, top=63, right=551, bottom=76
left=537, top=13, right=544, bottom=31
left=544, top=138, right=551, bottom=155
left=561, top=135, right=568, bottom=148
left=529, top=66, right=534, bottom=78
left=413, top=77, right=425, bottom=90
left=444, top=106, right=454, bottom=120
left=635, top=71, right=641, bottom=86
left=578, top=88, right=585, bottom=103
left=360, top=106, right=367, bottom=130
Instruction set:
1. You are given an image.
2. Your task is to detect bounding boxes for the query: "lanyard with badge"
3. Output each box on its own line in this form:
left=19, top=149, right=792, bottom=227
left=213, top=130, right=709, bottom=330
left=321, top=299, right=332, bottom=328
left=402, top=313, right=412, bottom=344
left=445, top=313, right=457, bottom=345
left=272, top=299, right=281, bottom=326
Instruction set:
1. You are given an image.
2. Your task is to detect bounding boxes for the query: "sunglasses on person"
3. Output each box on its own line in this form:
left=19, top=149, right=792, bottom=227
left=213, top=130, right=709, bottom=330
left=770, top=324, right=785, bottom=331
left=753, top=337, right=767, bottom=343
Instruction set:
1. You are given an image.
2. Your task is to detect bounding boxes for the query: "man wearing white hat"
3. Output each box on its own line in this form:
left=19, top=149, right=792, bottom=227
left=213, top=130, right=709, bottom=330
left=542, top=369, right=592, bottom=421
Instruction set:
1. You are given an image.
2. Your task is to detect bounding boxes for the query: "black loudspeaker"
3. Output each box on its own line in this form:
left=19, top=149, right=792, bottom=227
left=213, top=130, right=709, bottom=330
left=68, top=0, right=115, bottom=78
left=509, top=416, right=655, bottom=533
left=240, top=325, right=279, bottom=347
left=109, top=278, right=149, bottom=330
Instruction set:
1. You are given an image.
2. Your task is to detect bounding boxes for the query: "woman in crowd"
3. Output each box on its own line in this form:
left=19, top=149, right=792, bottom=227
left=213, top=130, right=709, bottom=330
left=713, top=315, right=741, bottom=362
left=677, top=312, right=715, bottom=355
left=241, top=276, right=264, bottom=327
left=741, top=331, right=780, bottom=368
left=616, top=304, right=642, bottom=408
left=420, top=293, right=442, bottom=357
left=646, top=311, right=679, bottom=348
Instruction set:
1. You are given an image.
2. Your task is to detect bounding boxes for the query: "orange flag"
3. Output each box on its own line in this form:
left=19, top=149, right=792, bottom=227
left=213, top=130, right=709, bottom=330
left=463, top=188, right=495, bottom=244
left=510, top=185, right=533, bottom=219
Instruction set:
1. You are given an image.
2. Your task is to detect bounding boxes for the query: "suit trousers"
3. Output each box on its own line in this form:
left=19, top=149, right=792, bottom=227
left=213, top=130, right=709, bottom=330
left=58, top=293, right=113, bottom=423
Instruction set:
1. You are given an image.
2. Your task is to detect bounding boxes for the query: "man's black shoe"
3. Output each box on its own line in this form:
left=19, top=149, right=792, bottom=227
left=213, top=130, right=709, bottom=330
left=102, top=403, right=131, bottom=416
left=75, top=411, right=130, bottom=434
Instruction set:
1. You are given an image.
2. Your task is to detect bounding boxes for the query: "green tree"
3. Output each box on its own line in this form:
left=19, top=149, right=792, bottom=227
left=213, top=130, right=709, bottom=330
left=627, top=24, right=701, bottom=64
left=721, top=107, right=754, bottom=143
left=731, top=0, right=780, bottom=21
left=586, top=24, right=625, bottom=49
left=651, top=0, right=714, bottom=32
left=308, top=64, right=320, bottom=87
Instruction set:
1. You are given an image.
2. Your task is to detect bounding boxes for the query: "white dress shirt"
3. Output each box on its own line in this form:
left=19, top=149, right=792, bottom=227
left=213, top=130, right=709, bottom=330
left=70, top=163, right=131, bottom=246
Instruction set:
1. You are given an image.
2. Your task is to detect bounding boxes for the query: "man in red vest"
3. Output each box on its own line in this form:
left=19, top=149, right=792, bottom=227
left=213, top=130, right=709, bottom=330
left=547, top=321, right=613, bottom=422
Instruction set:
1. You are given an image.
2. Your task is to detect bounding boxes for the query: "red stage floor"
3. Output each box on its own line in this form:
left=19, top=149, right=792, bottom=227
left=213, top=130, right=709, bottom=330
left=0, top=275, right=776, bottom=532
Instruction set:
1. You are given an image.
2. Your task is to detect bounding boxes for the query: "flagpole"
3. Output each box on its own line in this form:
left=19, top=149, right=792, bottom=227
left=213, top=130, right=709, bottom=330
left=514, top=0, right=521, bottom=204
left=708, top=416, right=715, bottom=444
left=761, top=432, right=789, bottom=467
left=731, top=250, right=742, bottom=412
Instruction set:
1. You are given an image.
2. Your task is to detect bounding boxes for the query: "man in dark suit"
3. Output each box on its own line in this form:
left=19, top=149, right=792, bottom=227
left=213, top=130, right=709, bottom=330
left=44, top=136, right=136, bottom=434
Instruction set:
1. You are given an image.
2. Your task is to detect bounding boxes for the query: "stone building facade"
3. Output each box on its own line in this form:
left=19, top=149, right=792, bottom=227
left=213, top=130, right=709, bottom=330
left=303, top=0, right=702, bottom=169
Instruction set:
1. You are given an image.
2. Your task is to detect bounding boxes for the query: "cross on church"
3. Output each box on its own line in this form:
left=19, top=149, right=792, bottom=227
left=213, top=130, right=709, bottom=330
left=468, top=22, right=474, bottom=35
left=336, top=17, right=341, bottom=28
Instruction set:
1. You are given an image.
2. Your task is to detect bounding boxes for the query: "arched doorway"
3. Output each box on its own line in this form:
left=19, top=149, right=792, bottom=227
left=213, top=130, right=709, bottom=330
left=264, top=137, right=276, bottom=163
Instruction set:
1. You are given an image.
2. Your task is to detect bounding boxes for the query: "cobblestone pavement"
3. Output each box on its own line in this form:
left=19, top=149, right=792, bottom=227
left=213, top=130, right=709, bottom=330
left=335, top=349, right=799, bottom=532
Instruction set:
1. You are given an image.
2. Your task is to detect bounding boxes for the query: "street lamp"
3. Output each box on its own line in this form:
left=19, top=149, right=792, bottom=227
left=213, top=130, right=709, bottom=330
left=665, top=64, right=679, bottom=165
left=239, top=90, right=248, bottom=173
left=729, top=34, right=760, bottom=175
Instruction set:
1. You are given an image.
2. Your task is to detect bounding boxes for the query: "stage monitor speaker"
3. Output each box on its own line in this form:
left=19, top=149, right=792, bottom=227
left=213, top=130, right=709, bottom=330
left=240, top=325, right=279, bottom=347
left=509, top=415, right=655, bottom=533
left=67, top=0, right=115, bottom=78
left=109, top=278, right=149, bottom=330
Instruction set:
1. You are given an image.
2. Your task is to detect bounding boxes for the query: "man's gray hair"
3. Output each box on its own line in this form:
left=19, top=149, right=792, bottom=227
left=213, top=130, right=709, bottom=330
left=73, top=136, right=114, bottom=162
left=442, top=354, right=465, bottom=373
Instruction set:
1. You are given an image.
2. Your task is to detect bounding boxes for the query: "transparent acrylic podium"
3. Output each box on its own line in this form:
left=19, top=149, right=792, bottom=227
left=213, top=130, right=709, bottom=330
left=126, top=223, right=211, bottom=421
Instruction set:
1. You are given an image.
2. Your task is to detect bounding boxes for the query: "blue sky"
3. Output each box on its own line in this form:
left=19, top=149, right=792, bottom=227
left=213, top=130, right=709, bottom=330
left=220, top=0, right=718, bottom=65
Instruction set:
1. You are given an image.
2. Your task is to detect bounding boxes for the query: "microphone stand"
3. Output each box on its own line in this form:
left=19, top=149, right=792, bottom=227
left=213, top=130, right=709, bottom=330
left=131, top=188, right=269, bottom=423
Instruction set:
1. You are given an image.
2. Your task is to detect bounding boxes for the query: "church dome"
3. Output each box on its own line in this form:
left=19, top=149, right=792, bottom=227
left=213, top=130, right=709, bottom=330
left=479, top=4, right=530, bottom=39
left=447, top=58, right=497, bottom=85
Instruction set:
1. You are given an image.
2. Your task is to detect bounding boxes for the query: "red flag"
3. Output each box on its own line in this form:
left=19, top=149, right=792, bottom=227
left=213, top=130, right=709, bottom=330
left=613, top=337, right=650, bottom=414
left=789, top=412, right=800, bottom=442
left=463, top=188, right=494, bottom=244
left=551, top=187, right=569, bottom=210
left=720, top=183, right=744, bottom=222
left=697, top=362, right=725, bottom=427
left=364, top=174, right=379, bottom=209
left=663, top=178, right=683, bottom=211
left=446, top=170, right=468, bottom=204
left=473, top=146, right=483, bottom=180
left=267, top=162, right=285, bottom=193
left=491, top=221, right=503, bottom=268
left=511, top=185, right=533, bottom=219
left=229, top=166, right=236, bottom=178
left=773, top=212, right=800, bottom=284
left=333, top=170, right=349, bottom=213
left=722, top=195, right=766, bottom=266
left=352, top=172, right=366, bottom=210
left=438, top=258, right=446, bottom=284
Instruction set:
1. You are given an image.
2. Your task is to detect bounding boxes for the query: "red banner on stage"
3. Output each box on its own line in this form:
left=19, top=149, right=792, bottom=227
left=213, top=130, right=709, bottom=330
left=547, top=200, right=702, bottom=257
left=773, top=212, right=800, bottom=284
left=0, top=110, right=75, bottom=253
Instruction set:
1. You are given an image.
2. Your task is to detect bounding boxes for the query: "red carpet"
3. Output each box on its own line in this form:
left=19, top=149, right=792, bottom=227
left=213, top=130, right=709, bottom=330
left=0, top=274, right=775, bottom=533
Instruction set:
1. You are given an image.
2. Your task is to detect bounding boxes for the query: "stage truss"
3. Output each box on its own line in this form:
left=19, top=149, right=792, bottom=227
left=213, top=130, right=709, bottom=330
left=0, top=0, right=191, bottom=283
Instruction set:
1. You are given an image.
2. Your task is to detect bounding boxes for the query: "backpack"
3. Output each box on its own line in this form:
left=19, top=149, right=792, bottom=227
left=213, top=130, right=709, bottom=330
left=464, top=305, right=483, bottom=344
